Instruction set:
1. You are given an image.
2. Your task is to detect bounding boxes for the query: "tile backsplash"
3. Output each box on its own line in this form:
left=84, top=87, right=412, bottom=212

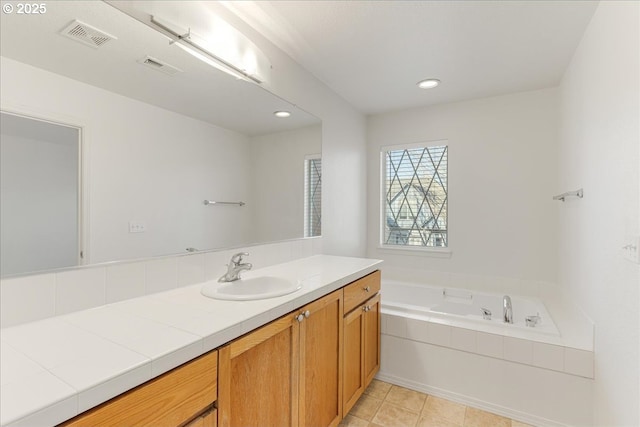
left=0, top=237, right=323, bottom=328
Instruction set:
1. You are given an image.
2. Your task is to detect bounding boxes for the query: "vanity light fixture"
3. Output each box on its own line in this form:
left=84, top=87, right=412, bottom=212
left=150, top=16, right=262, bottom=84
left=417, top=78, right=440, bottom=89
left=274, top=111, right=291, bottom=118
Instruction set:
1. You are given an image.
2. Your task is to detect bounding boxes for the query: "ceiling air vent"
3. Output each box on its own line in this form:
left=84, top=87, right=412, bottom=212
left=137, top=56, right=183, bottom=76
left=60, top=20, right=116, bottom=49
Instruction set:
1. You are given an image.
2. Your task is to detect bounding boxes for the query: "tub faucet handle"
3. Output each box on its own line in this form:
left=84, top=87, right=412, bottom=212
left=525, top=313, right=541, bottom=327
left=480, top=307, right=492, bottom=320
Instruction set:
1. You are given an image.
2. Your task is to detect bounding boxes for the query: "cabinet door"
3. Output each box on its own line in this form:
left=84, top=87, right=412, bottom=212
left=363, top=293, right=381, bottom=385
left=298, top=290, right=343, bottom=427
left=342, top=293, right=381, bottom=415
left=218, top=315, right=299, bottom=427
left=342, top=304, right=364, bottom=415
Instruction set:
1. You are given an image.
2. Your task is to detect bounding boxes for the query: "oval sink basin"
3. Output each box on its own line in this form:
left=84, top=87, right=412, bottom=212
left=201, top=276, right=302, bottom=301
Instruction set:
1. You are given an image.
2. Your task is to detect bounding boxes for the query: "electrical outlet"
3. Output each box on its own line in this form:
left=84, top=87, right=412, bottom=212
left=129, top=221, right=146, bottom=233
left=621, top=235, right=640, bottom=264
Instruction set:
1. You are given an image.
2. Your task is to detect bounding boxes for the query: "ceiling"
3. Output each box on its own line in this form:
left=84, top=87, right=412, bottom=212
left=0, top=1, right=319, bottom=136
left=224, top=1, right=599, bottom=115
left=0, top=1, right=599, bottom=123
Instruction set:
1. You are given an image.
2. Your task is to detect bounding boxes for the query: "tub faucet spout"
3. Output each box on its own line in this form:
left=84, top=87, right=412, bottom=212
left=503, top=295, right=513, bottom=324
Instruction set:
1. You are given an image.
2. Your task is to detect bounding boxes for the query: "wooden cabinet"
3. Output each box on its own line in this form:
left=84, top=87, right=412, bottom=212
left=57, top=270, right=379, bottom=427
left=342, top=272, right=381, bottom=415
left=59, top=350, right=218, bottom=427
left=218, top=289, right=343, bottom=427
left=184, top=407, right=217, bottom=427
left=299, top=289, right=344, bottom=427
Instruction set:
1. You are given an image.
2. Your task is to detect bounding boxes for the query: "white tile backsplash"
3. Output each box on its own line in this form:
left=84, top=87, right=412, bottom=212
left=55, top=268, right=106, bottom=315
left=0, top=274, right=55, bottom=328
left=144, top=257, right=178, bottom=294
left=0, top=238, right=321, bottom=327
left=106, top=263, right=145, bottom=303
left=203, top=250, right=232, bottom=281
left=177, top=253, right=206, bottom=287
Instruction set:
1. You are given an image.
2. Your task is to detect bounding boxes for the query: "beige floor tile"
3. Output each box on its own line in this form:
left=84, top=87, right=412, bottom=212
left=421, top=396, right=466, bottom=425
left=463, top=407, right=511, bottom=427
left=350, top=394, right=384, bottom=421
left=371, top=402, right=420, bottom=427
left=511, top=421, right=535, bottom=427
left=339, top=415, right=370, bottom=427
left=385, top=385, right=428, bottom=413
left=417, top=414, right=463, bottom=427
left=364, top=379, right=393, bottom=400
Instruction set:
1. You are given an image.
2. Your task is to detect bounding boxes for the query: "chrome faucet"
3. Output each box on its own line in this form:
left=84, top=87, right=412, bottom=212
left=219, top=252, right=252, bottom=282
left=503, top=295, right=513, bottom=324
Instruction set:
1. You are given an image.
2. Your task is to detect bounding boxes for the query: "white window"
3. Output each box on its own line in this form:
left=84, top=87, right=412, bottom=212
left=381, top=142, right=448, bottom=248
left=304, top=155, right=321, bottom=237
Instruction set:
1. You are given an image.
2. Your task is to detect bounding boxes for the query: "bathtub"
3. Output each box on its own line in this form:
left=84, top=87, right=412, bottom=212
left=381, top=280, right=560, bottom=338
left=378, top=280, right=594, bottom=427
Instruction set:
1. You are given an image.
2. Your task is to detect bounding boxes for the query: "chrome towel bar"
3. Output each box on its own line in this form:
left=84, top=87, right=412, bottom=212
left=553, top=188, right=583, bottom=202
left=204, top=200, right=245, bottom=206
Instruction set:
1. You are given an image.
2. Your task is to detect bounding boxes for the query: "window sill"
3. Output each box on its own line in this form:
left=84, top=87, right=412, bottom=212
left=376, top=245, right=452, bottom=258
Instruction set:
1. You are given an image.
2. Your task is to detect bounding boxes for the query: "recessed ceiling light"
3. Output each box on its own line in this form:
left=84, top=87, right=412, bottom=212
left=274, top=111, right=291, bottom=118
left=417, top=79, right=440, bottom=89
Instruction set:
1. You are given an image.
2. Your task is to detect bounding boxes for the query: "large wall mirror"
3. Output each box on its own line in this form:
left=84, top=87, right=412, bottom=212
left=0, top=1, right=321, bottom=277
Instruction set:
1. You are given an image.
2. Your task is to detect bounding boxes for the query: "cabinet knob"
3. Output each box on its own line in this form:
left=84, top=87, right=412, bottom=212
left=304, top=310, right=310, bottom=318
left=363, top=286, right=371, bottom=292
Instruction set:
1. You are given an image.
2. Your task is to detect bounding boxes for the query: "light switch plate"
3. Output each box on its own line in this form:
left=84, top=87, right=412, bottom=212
left=128, top=221, right=146, bottom=233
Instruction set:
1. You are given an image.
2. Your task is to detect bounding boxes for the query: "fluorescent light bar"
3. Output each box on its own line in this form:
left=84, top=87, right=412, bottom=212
left=150, top=15, right=262, bottom=84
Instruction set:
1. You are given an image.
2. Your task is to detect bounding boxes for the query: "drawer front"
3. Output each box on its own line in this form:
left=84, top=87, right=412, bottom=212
left=343, top=270, right=381, bottom=314
left=60, top=350, right=218, bottom=427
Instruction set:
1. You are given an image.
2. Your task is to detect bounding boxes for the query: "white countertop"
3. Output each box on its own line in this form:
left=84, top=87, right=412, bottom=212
left=0, top=255, right=382, bottom=427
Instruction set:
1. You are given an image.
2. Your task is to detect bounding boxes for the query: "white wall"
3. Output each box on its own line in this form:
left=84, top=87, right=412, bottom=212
left=1, top=130, right=78, bottom=275
left=557, top=2, right=640, bottom=425
left=249, top=124, right=321, bottom=243
left=210, top=4, right=368, bottom=257
left=1, top=57, right=253, bottom=265
left=366, top=88, right=559, bottom=285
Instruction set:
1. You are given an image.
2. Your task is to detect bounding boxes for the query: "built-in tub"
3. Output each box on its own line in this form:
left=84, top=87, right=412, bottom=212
left=378, top=279, right=594, bottom=426
left=381, top=280, right=560, bottom=338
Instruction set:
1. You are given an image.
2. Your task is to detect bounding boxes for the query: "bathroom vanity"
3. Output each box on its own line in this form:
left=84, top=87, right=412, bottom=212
left=0, top=256, right=381, bottom=427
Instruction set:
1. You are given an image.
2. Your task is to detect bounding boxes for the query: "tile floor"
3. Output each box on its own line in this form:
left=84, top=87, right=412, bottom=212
left=341, top=380, right=534, bottom=427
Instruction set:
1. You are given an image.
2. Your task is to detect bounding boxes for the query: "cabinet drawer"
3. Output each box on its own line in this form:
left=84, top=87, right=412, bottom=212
left=60, top=350, right=218, bottom=427
left=343, top=271, right=380, bottom=314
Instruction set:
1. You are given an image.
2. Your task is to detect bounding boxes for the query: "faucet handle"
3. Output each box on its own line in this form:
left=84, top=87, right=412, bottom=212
left=231, top=252, right=249, bottom=264
left=525, top=313, right=541, bottom=327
